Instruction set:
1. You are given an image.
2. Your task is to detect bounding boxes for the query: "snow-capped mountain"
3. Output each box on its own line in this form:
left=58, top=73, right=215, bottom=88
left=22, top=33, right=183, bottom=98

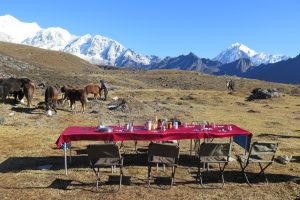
left=23, top=27, right=76, bottom=51
left=63, top=34, right=157, bottom=66
left=0, top=14, right=41, bottom=43
left=213, top=42, right=288, bottom=65
left=0, top=15, right=152, bottom=66
left=0, top=15, right=291, bottom=71
left=251, top=53, right=289, bottom=65
left=64, top=34, right=126, bottom=65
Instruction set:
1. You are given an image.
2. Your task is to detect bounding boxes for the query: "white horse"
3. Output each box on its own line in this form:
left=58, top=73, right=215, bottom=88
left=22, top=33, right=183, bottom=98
left=226, top=80, right=235, bottom=91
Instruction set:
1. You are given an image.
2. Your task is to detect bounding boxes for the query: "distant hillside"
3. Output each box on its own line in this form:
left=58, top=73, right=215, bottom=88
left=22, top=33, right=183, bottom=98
left=0, top=41, right=98, bottom=73
left=147, top=52, right=221, bottom=74
left=214, top=58, right=254, bottom=76
left=244, top=54, right=300, bottom=84
left=0, top=41, right=102, bottom=85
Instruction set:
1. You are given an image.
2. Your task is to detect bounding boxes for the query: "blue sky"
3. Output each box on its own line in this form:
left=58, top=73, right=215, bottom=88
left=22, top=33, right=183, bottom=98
left=1, top=0, right=299, bottom=58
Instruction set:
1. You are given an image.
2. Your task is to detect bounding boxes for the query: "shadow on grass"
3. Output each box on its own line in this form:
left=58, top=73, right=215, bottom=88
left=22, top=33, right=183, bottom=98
left=0, top=153, right=298, bottom=186
left=0, top=178, right=96, bottom=192
left=292, top=156, right=300, bottom=163
left=0, top=154, right=197, bottom=173
left=1, top=155, right=299, bottom=192
left=187, top=169, right=300, bottom=189
left=257, top=133, right=300, bottom=139
left=0, top=176, right=132, bottom=193
left=11, top=106, right=44, bottom=114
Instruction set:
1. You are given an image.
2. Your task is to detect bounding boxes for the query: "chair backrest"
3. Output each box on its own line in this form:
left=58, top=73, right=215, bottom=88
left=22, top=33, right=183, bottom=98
left=87, top=144, right=121, bottom=163
left=248, top=142, right=278, bottom=157
left=148, top=142, right=180, bottom=164
left=198, top=142, right=231, bottom=158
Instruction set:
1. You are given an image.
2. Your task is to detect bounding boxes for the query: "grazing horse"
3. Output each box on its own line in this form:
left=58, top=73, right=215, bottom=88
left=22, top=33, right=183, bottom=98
left=45, top=85, right=60, bottom=113
left=0, top=77, right=34, bottom=106
left=226, top=80, right=235, bottom=91
left=84, top=84, right=101, bottom=100
left=61, top=86, right=87, bottom=113
left=60, top=85, right=74, bottom=105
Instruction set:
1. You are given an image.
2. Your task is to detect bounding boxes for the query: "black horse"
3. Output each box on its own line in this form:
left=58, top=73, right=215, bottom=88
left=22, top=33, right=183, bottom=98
left=0, top=77, right=32, bottom=104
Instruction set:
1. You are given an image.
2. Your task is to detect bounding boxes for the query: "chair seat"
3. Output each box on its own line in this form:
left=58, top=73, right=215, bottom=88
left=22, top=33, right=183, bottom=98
left=92, top=158, right=122, bottom=167
left=200, top=156, right=229, bottom=163
left=150, top=156, right=176, bottom=165
left=237, top=154, right=273, bottom=163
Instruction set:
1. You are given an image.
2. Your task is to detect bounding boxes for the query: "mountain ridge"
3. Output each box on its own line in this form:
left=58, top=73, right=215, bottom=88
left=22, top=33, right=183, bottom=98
left=213, top=42, right=288, bottom=65
left=0, top=15, right=289, bottom=68
left=0, top=14, right=298, bottom=84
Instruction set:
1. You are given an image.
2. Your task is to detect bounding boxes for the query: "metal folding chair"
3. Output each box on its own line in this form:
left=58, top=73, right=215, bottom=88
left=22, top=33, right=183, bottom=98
left=87, top=143, right=124, bottom=190
left=147, top=142, right=180, bottom=188
left=236, top=141, right=278, bottom=186
left=197, top=142, right=232, bottom=188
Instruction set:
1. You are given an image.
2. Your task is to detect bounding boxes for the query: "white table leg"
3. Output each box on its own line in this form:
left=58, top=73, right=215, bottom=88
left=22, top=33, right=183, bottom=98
left=64, top=142, right=68, bottom=175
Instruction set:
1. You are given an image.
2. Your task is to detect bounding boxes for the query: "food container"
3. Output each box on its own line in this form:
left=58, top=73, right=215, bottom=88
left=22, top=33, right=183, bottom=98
left=146, top=120, right=152, bottom=131
left=96, top=126, right=113, bottom=132
left=168, top=121, right=173, bottom=129
left=173, top=121, right=178, bottom=129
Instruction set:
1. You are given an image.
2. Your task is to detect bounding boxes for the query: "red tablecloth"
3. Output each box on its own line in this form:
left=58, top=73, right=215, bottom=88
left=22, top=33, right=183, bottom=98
left=56, top=124, right=252, bottom=148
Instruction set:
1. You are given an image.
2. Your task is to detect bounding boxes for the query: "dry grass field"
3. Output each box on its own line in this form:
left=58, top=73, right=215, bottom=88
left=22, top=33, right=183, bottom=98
left=0, top=42, right=300, bottom=199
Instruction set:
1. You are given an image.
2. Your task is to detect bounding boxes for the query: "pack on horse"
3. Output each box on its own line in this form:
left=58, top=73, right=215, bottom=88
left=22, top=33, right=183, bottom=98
left=84, top=84, right=101, bottom=100
left=61, top=86, right=87, bottom=113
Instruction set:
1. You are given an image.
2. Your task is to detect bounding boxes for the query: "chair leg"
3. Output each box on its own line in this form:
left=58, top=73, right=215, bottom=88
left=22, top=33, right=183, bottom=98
left=69, top=146, right=72, bottom=164
left=194, top=139, right=200, bottom=156
left=148, top=166, right=152, bottom=187
left=198, top=163, right=227, bottom=188
left=119, top=166, right=123, bottom=190
left=120, top=141, right=125, bottom=153
left=196, top=165, right=201, bottom=182
left=254, top=162, right=272, bottom=185
left=170, top=166, right=176, bottom=187
left=219, top=163, right=227, bottom=188
left=94, top=168, right=100, bottom=190
left=190, top=139, right=193, bottom=155
left=239, top=161, right=272, bottom=186
left=237, top=159, right=252, bottom=186
left=134, top=140, right=137, bottom=152
left=199, top=168, right=204, bottom=186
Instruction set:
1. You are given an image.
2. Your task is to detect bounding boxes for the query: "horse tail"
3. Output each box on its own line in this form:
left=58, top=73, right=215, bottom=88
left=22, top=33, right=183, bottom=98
left=23, top=82, right=34, bottom=107
left=45, top=86, right=52, bottom=110
left=29, top=82, right=36, bottom=106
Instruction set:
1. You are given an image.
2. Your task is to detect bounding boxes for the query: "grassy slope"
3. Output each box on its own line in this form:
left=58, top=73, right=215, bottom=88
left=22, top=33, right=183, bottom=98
left=0, top=42, right=299, bottom=199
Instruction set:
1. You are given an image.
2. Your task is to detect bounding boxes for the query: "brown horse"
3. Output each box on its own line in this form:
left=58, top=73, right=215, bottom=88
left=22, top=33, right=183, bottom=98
left=45, top=85, right=60, bottom=113
left=61, top=86, right=87, bottom=113
left=23, top=82, right=35, bottom=107
left=84, top=84, right=101, bottom=100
